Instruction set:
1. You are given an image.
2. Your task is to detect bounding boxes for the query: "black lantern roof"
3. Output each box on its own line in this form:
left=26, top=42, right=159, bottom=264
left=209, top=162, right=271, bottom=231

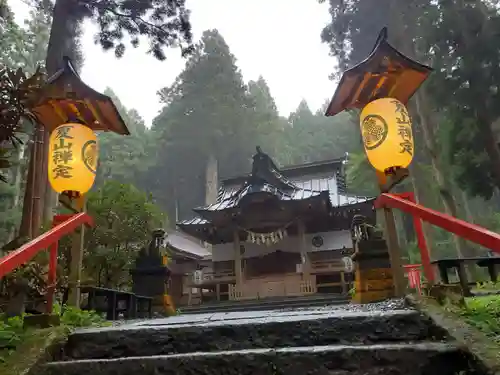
left=325, top=28, right=433, bottom=117
left=31, top=57, right=130, bottom=135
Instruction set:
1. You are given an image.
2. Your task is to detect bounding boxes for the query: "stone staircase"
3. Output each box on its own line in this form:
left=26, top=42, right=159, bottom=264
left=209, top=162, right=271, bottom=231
left=37, top=299, right=486, bottom=375
left=179, top=293, right=349, bottom=314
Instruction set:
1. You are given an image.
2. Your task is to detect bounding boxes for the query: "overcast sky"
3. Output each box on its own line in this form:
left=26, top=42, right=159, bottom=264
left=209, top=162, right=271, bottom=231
left=10, top=0, right=337, bottom=126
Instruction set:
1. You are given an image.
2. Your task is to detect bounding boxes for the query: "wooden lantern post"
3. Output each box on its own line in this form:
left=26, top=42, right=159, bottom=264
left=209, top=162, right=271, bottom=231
left=325, top=28, right=433, bottom=300
left=27, top=57, right=130, bottom=307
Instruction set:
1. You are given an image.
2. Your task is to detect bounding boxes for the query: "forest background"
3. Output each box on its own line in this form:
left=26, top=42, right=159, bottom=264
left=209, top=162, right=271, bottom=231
left=1, top=0, right=500, bottom=290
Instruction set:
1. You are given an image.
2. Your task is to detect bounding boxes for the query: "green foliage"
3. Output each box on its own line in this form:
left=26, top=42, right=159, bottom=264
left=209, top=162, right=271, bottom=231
left=0, top=65, right=44, bottom=244
left=0, top=306, right=107, bottom=365
left=460, top=295, right=500, bottom=342
left=96, top=88, right=153, bottom=186
left=281, top=102, right=361, bottom=166
left=0, top=4, right=27, bottom=70
left=0, top=316, right=24, bottom=361
left=57, top=304, right=109, bottom=328
left=0, top=2, right=52, bottom=246
left=348, top=286, right=356, bottom=297
left=31, top=0, right=193, bottom=60
left=425, top=1, right=500, bottom=197
left=0, top=66, right=44, bottom=160
left=82, top=180, right=166, bottom=288
left=476, top=281, right=500, bottom=292
left=346, top=152, right=377, bottom=196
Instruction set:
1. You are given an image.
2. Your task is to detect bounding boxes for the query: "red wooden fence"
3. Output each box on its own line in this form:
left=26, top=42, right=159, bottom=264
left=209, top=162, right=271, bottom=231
left=0, top=212, right=93, bottom=313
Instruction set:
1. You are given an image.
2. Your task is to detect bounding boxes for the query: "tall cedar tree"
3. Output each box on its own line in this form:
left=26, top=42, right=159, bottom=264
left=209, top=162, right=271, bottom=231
left=152, top=30, right=261, bottom=220
left=427, top=1, right=500, bottom=200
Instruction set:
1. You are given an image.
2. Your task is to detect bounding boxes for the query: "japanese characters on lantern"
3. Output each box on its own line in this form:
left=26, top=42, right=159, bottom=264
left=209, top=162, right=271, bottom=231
left=48, top=123, right=99, bottom=194
left=359, top=98, right=414, bottom=173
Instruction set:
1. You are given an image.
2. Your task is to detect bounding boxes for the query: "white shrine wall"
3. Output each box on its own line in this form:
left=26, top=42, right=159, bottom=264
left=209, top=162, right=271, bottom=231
left=211, top=230, right=352, bottom=262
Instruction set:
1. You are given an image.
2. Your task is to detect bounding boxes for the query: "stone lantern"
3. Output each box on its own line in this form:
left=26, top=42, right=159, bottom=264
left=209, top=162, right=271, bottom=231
left=131, top=229, right=171, bottom=314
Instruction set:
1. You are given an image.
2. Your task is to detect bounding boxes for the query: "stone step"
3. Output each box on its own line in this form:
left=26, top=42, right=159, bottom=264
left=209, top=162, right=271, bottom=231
left=39, top=342, right=481, bottom=375
left=59, top=309, right=449, bottom=361
left=179, top=294, right=349, bottom=314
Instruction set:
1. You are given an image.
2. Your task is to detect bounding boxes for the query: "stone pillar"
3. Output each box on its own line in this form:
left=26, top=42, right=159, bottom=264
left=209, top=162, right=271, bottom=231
left=233, top=231, right=243, bottom=292
left=216, top=283, right=221, bottom=301
left=297, top=220, right=310, bottom=278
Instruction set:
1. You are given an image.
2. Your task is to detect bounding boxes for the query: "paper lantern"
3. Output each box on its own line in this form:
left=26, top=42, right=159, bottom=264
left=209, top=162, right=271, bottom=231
left=48, top=123, right=98, bottom=194
left=360, top=98, right=414, bottom=173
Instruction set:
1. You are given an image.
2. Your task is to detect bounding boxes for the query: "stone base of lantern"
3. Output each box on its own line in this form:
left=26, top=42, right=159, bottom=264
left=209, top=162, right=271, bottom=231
left=351, top=238, right=395, bottom=304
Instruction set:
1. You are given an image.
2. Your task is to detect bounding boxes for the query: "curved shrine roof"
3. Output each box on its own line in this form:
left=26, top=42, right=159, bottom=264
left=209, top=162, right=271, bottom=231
left=178, top=148, right=375, bottom=231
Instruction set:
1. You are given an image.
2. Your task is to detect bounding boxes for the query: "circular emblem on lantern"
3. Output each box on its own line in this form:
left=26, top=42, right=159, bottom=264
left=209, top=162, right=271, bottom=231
left=82, top=140, right=98, bottom=173
left=361, top=114, right=388, bottom=150
left=312, top=235, right=323, bottom=248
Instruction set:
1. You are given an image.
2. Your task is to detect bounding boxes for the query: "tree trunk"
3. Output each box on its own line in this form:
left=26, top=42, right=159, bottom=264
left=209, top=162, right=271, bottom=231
left=409, top=165, right=434, bottom=260
left=205, top=154, right=218, bottom=206
left=7, top=143, right=27, bottom=242
left=461, top=190, right=475, bottom=225
left=19, top=131, right=39, bottom=239
left=447, top=0, right=500, bottom=192
left=478, top=113, right=500, bottom=190
left=42, top=0, right=85, bottom=224
left=414, top=90, right=472, bottom=258
left=204, top=154, right=218, bottom=253
left=19, top=0, right=84, bottom=237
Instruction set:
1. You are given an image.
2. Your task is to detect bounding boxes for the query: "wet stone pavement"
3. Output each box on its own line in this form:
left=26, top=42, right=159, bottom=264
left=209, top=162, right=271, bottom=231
left=37, top=299, right=487, bottom=375
left=110, top=298, right=411, bottom=329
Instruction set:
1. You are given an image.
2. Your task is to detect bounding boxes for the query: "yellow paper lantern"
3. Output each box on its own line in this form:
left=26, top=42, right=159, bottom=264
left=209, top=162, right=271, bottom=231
left=48, top=123, right=98, bottom=194
left=359, top=98, right=414, bottom=173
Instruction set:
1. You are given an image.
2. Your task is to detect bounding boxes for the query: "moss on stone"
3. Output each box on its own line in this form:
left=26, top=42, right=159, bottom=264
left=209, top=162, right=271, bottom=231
left=407, top=295, right=500, bottom=374
left=0, top=326, right=69, bottom=375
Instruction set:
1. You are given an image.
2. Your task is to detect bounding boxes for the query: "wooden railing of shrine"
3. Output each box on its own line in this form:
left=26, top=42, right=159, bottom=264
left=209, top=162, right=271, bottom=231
left=228, top=274, right=316, bottom=300
left=0, top=213, right=93, bottom=314
left=375, top=193, right=500, bottom=282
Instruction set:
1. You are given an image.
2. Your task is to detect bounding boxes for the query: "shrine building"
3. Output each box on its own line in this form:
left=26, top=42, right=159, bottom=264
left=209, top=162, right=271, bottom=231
left=175, top=148, right=375, bottom=304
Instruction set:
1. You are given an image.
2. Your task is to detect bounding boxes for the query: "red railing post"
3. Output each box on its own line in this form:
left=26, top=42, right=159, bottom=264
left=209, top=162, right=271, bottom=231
left=46, top=240, right=58, bottom=314
left=404, top=264, right=422, bottom=294
left=394, top=192, right=434, bottom=283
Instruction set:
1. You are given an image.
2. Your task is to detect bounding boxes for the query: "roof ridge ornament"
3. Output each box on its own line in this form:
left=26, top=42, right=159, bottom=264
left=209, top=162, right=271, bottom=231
left=249, top=146, right=297, bottom=191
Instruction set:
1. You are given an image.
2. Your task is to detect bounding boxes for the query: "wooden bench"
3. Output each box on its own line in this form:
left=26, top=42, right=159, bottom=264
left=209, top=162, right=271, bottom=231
left=81, top=286, right=153, bottom=320
left=431, top=256, right=500, bottom=296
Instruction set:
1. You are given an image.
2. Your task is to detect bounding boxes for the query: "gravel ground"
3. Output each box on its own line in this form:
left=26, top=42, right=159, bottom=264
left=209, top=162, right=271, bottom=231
left=275, top=298, right=409, bottom=313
